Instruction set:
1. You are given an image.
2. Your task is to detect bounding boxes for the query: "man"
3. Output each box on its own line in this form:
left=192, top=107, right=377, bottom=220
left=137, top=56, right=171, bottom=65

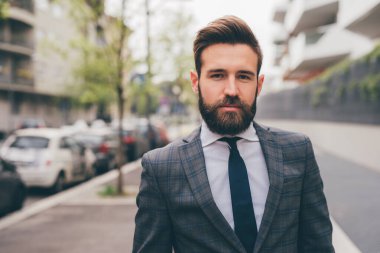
left=133, top=16, right=334, bottom=253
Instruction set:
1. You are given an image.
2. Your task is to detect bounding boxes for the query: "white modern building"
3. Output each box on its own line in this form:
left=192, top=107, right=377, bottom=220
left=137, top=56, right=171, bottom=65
left=273, top=0, right=379, bottom=83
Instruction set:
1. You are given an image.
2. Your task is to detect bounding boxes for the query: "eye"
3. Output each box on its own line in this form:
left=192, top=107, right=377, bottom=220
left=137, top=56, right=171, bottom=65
left=210, top=73, right=224, bottom=80
left=238, top=74, right=252, bottom=81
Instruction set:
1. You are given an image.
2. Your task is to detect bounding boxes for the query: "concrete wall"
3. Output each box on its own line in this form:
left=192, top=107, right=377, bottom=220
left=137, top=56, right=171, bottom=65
left=34, top=0, right=79, bottom=94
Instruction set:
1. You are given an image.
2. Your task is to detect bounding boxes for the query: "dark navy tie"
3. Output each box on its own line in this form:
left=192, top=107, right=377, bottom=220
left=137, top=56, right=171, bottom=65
left=220, top=137, right=257, bottom=253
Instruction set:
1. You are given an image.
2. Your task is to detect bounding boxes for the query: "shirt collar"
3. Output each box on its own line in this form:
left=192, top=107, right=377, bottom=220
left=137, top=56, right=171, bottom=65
left=200, top=121, right=259, bottom=148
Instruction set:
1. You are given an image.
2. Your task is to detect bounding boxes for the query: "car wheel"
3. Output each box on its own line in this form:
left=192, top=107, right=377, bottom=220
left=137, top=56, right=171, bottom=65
left=13, top=184, right=26, bottom=211
left=85, top=166, right=95, bottom=180
left=52, top=173, right=65, bottom=193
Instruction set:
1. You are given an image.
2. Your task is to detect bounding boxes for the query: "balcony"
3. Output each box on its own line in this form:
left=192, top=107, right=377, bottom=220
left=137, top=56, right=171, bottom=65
left=10, top=0, right=34, bottom=13
left=8, top=0, right=35, bottom=26
left=0, top=54, right=34, bottom=89
left=343, top=1, right=380, bottom=39
left=284, top=25, right=352, bottom=80
left=0, top=42, right=34, bottom=56
left=285, top=0, right=338, bottom=35
left=0, top=74, right=34, bottom=91
left=0, top=19, right=34, bottom=56
left=273, top=0, right=288, bottom=23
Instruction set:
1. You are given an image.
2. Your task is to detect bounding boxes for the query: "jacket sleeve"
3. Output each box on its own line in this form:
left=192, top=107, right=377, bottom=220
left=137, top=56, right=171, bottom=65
left=133, top=154, right=173, bottom=253
left=298, top=137, right=335, bottom=253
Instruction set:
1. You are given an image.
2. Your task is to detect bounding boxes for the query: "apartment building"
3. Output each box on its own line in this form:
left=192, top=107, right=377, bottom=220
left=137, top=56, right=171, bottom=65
left=273, top=0, right=378, bottom=83
left=0, top=0, right=95, bottom=135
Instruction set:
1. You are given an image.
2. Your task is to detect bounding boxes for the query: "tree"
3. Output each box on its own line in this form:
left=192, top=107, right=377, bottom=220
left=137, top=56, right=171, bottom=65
left=64, top=0, right=132, bottom=194
left=0, top=0, right=9, bottom=19
left=155, top=9, right=196, bottom=110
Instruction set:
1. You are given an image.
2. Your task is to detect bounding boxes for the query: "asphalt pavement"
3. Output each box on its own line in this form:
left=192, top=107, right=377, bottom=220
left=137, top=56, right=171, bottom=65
left=317, top=148, right=380, bottom=253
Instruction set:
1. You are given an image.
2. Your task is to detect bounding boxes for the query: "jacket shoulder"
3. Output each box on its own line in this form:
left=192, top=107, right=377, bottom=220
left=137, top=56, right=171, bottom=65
left=143, top=138, right=183, bottom=164
left=256, top=122, right=310, bottom=147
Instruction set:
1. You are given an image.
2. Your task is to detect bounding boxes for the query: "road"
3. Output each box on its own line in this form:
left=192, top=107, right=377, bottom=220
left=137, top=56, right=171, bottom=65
left=316, top=147, right=380, bottom=253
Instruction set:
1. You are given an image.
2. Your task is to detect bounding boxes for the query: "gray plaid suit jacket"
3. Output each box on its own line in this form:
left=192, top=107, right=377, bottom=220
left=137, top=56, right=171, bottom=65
left=133, top=122, right=334, bottom=253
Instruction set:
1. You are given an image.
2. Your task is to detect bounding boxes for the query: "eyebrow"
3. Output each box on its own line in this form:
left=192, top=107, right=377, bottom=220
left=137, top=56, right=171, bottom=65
left=207, top=69, right=225, bottom=74
left=206, top=69, right=256, bottom=77
left=237, top=70, right=256, bottom=77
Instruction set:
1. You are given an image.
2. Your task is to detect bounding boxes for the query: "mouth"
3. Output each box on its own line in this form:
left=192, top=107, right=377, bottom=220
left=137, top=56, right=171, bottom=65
left=219, top=104, right=242, bottom=111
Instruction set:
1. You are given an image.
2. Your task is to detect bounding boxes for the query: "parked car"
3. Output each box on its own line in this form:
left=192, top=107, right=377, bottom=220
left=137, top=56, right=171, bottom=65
left=0, top=128, right=95, bottom=193
left=120, top=127, right=149, bottom=162
left=0, top=158, right=26, bottom=217
left=151, top=123, right=170, bottom=148
left=18, top=118, right=46, bottom=129
left=73, top=128, right=118, bottom=174
left=114, top=119, right=170, bottom=162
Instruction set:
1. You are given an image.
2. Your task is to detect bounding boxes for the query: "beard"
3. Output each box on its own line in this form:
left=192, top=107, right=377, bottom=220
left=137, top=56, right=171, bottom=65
left=198, top=85, right=258, bottom=136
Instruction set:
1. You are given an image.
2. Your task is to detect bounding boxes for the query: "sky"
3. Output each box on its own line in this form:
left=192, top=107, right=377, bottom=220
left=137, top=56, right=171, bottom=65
left=107, top=0, right=277, bottom=77
left=189, top=0, right=276, bottom=73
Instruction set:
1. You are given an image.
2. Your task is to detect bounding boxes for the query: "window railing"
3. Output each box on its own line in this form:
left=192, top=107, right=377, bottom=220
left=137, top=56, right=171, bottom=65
left=0, top=75, right=34, bottom=86
left=0, top=33, right=34, bottom=49
left=10, top=34, right=34, bottom=48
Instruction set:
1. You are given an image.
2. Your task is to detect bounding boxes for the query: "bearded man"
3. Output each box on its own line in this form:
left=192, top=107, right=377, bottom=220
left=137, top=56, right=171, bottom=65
left=133, top=16, right=334, bottom=253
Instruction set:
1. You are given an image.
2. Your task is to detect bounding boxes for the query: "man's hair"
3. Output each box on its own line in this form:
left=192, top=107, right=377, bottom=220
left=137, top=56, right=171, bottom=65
left=193, top=15, right=263, bottom=77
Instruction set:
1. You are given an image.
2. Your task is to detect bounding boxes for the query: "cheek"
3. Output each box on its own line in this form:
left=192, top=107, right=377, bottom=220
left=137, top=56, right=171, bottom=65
left=239, top=86, right=256, bottom=104
left=200, top=85, right=224, bottom=103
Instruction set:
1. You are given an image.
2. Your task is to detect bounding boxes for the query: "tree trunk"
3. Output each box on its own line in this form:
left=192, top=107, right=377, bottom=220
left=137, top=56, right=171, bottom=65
left=116, top=0, right=127, bottom=195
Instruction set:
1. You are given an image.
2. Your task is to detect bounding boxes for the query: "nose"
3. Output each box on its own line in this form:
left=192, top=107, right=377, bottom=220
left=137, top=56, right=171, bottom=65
left=224, top=76, right=238, bottom=97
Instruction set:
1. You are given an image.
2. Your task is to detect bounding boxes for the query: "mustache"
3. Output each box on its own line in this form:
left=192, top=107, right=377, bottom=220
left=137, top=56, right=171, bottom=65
left=216, top=96, right=244, bottom=108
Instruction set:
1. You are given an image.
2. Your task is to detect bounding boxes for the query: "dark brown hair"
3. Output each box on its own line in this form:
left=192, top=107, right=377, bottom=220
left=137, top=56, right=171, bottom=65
left=193, top=15, right=263, bottom=77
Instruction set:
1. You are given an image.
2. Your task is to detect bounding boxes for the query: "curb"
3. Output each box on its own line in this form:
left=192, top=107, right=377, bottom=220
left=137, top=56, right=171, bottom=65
left=0, top=159, right=141, bottom=231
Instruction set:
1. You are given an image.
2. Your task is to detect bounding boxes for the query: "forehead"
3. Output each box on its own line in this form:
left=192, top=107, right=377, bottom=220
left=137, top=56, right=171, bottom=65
left=200, top=43, right=258, bottom=72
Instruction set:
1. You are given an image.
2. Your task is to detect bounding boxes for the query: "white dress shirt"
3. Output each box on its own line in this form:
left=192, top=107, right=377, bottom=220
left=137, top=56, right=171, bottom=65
left=200, top=121, right=270, bottom=230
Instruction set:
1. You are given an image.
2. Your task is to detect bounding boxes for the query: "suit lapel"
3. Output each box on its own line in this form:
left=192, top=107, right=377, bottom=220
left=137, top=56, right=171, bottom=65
left=178, top=128, right=246, bottom=253
left=253, top=122, right=284, bottom=253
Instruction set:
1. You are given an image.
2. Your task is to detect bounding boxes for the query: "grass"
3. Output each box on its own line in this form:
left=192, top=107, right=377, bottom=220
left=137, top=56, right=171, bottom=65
left=97, top=184, right=138, bottom=197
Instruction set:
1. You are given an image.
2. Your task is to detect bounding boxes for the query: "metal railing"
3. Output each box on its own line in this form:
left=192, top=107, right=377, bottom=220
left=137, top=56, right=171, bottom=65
left=10, top=34, right=34, bottom=48
left=0, top=75, right=34, bottom=86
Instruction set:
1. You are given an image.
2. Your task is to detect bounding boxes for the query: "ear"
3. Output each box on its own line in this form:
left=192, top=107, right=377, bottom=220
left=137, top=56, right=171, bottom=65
left=190, top=70, right=199, bottom=94
left=257, top=74, right=264, bottom=96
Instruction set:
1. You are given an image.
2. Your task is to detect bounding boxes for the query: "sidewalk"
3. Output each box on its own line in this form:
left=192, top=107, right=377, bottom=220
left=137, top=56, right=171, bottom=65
left=0, top=122, right=367, bottom=253
left=0, top=161, right=142, bottom=253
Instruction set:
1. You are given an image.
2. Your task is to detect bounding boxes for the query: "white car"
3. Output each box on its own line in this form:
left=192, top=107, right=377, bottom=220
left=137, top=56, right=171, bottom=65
left=0, top=128, right=95, bottom=192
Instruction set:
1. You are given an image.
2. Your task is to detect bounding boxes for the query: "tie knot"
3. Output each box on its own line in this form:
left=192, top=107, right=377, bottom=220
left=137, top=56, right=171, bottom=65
left=219, top=137, right=241, bottom=150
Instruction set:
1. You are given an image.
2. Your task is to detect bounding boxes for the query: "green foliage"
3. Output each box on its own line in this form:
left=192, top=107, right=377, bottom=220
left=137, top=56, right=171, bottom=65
left=98, top=185, right=120, bottom=197
left=127, top=80, right=160, bottom=116
left=0, top=0, right=9, bottom=19
left=69, top=39, right=117, bottom=105
left=308, top=43, right=380, bottom=105
left=310, top=59, right=351, bottom=85
left=61, top=0, right=133, bottom=111
left=358, top=73, right=380, bottom=102
left=311, top=84, right=328, bottom=107
left=362, top=43, right=380, bottom=63
left=156, top=9, right=196, bottom=107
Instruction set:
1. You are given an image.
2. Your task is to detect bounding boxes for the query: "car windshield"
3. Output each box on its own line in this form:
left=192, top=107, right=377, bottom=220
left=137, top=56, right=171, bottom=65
left=10, top=136, right=49, bottom=149
left=74, top=134, right=104, bottom=146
